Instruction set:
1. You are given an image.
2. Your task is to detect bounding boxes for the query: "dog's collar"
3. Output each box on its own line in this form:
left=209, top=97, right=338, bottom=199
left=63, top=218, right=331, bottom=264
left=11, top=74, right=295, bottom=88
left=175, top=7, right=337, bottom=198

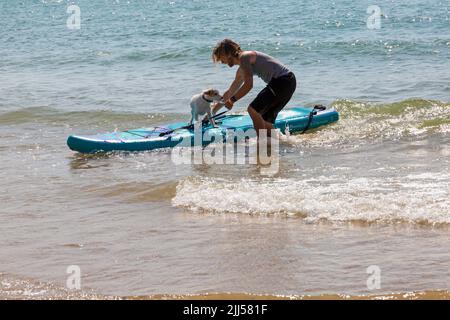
left=202, top=94, right=213, bottom=103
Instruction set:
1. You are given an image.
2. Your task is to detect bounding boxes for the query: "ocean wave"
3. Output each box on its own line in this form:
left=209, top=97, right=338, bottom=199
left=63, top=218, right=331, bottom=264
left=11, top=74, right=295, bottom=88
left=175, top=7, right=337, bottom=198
left=172, top=173, right=450, bottom=226
left=334, top=98, right=450, bottom=134
left=285, top=98, right=450, bottom=149
left=0, top=107, right=183, bottom=128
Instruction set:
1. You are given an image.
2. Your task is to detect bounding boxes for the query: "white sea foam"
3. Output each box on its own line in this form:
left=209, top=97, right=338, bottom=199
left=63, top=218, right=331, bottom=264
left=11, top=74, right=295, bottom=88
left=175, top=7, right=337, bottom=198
left=172, top=173, right=450, bottom=225
left=286, top=100, right=450, bottom=149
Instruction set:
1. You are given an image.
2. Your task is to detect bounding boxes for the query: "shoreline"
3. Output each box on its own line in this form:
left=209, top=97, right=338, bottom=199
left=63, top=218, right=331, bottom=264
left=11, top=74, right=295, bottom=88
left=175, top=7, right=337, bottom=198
left=127, top=291, right=450, bottom=300
left=2, top=271, right=448, bottom=301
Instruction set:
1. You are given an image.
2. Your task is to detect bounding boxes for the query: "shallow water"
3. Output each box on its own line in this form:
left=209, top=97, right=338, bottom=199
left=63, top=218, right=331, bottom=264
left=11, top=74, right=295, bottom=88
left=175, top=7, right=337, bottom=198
left=0, top=0, right=449, bottom=298
left=1, top=100, right=449, bottom=298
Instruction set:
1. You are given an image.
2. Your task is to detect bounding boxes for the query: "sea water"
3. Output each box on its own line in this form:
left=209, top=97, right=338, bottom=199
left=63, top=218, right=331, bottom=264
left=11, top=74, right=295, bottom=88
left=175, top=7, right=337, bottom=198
left=0, top=0, right=449, bottom=298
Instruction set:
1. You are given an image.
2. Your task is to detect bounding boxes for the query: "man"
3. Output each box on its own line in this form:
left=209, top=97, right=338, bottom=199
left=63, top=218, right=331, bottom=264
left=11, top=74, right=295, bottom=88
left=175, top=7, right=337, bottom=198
left=212, top=39, right=296, bottom=137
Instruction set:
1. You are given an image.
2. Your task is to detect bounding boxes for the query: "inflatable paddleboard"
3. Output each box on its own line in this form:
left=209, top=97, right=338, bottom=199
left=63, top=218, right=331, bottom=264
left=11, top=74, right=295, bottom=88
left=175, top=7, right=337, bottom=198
left=67, top=106, right=339, bottom=153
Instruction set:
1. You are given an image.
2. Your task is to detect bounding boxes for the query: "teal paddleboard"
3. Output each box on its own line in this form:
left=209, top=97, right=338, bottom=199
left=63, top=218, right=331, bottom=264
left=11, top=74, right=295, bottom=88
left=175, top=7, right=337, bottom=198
left=67, top=106, right=339, bottom=154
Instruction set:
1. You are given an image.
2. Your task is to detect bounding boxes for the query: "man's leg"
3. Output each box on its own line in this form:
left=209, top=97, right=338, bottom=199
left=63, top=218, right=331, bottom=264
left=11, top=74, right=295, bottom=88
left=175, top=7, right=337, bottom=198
left=249, top=106, right=274, bottom=161
left=248, top=106, right=267, bottom=137
left=264, top=121, right=274, bottom=137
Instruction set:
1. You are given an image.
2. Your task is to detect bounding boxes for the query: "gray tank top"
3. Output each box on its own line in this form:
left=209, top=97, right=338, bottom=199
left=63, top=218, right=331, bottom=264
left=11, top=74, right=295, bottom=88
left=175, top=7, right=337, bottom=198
left=248, top=51, right=291, bottom=84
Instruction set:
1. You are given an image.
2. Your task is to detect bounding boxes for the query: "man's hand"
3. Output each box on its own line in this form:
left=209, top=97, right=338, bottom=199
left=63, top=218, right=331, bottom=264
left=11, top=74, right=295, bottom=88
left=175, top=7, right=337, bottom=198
left=224, top=99, right=234, bottom=110
left=222, top=90, right=232, bottom=102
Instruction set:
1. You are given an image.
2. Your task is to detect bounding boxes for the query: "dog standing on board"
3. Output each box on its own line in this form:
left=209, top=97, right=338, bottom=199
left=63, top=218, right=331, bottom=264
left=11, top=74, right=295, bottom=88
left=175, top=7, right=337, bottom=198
left=190, top=89, right=222, bottom=126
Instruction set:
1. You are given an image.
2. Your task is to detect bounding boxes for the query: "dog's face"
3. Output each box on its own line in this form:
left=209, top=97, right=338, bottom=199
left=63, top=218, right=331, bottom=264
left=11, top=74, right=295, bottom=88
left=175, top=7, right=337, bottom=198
left=203, top=89, right=222, bottom=101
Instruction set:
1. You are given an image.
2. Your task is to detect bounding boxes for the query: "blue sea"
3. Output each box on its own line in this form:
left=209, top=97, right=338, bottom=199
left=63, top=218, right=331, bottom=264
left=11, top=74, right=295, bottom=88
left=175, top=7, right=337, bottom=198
left=1, top=0, right=449, bottom=111
left=0, top=0, right=449, bottom=299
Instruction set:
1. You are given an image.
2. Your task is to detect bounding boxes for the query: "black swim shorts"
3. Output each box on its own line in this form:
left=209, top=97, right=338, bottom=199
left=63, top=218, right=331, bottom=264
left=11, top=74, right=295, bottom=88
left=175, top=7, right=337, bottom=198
left=249, top=72, right=297, bottom=124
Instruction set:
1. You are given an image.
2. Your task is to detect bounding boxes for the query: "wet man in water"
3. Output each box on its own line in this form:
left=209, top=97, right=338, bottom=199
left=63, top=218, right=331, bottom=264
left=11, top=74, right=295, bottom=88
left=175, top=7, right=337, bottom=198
left=212, top=39, right=297, bottom=137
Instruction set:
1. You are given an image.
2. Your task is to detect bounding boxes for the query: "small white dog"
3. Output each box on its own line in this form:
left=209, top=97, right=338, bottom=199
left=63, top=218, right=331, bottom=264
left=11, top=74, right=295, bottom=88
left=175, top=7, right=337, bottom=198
left=190, top=89, right=222, bottom=126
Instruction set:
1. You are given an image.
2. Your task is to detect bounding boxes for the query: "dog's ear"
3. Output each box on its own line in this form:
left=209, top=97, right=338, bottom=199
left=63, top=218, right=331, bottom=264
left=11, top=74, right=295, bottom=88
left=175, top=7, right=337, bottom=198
left=203, top=89, right=214, bottom=96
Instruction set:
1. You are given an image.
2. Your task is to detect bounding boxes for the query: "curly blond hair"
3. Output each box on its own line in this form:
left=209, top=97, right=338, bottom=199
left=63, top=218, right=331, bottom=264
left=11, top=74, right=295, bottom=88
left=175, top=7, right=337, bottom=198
left=212, top=39, right=242, bottom=63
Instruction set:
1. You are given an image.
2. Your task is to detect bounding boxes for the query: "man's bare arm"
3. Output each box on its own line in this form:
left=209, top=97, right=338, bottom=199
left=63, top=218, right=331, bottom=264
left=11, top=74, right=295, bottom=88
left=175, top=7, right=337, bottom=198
left=223, top=71, right=244, bottom=102
left=231, top=54, right=253, bottom=101
left=214, top=69, right=244, bottom=114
